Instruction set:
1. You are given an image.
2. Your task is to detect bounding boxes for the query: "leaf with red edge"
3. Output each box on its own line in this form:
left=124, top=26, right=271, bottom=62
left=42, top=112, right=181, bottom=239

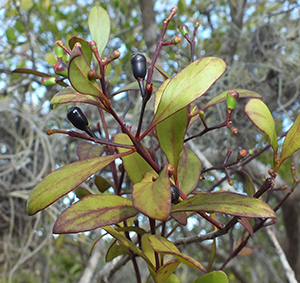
left=170, top=211, right=187, bottom=226
left=239, top=217, right=254, bottom=237
left=157, top=108, right=188, bottom=171
left=76, top=141, right=104, bottom=160
left=177, top=146, right=202, bottom=195
left=106, top=238, right=129, bottom=262
left=148, top=57, right=226, bottom=130
left=202, top=89, right=262, bottom=111
left=88, top=6, right=110, bottom=57
left=53, top=195, right=138, bottom=234
left=69, top=36, right=92, bottom=64
left=245, top=99, right=278, bottom=156
left=239, top=170, right=255, bottom=196
left=50, top=86, right=104, bottom=109
left=278, top=111, right=300, bottom=169
left=103, top=226, right=155, bottom=270
left=171, top=192, right=276, bottom=218
left=148, top=235, right=206, bottom=272
left=68, top=44, right=104, bottom=98
left=26, top=152, right=130, bottom=216
left=12, top=68, right=68, bottom=87
left=133, top=165, right=171, bottom=221
left=155, top=259, right=180, bottom=283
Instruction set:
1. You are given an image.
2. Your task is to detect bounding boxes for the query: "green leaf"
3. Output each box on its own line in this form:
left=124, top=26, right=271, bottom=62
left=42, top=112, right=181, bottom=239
left=142, top=234, right=157, bottom=268
left=193, top=271, right=228, bottom=283
left=155, top=259, right=181, bottom=283
left=69, top=36, right=92, bottom=64
left=106, top=238, right=129, bottom=262
left=177, top=146, right=202, bottom=195
left=133, top=165, right=171, bottom=221
left=202, top=89, right=262, bottom=111
left=157, top=108, right=188, bottom=171
left=74, top=187, right=91, bottom=199
left=103, top=226, right=155, bottom=270
left=53, top=195, right=138, bottom=233
left=239, top=170, right=255, bottom=196
left=278, top=111, right=300, bottom=169
left=12, top=68, right=52, bottom=78
left=68, top=44, right=104, bottom=98
left=12, top=68, right=68, bottom=87
left=26, top=152, right=129, bottom=215
left=76, top=142, right=104, bottom=160
left=149, top=57, right=226, bottom=130
left=171, top=192, right=276, bottom=218
left=88, top=6, right=110, bottom=57
left=148, top=235, right=206, bottom=272
left=94, top=175, right=113, bottom=193
left=50, top=86, right=104, bottom=109
left=245, top=99, right=278, bottom=155
left=114, top=133, right=155, bottom=184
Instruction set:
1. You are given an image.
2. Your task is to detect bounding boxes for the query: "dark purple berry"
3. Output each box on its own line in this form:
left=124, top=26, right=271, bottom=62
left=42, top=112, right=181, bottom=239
left=131, top=53, right=147, bottom=80
left=171, top=185, right=180, bottom=203
left=67, top=107, right=89, bottom=131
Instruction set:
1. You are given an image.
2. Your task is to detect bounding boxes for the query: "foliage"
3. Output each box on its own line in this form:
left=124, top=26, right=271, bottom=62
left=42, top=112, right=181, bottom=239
left=13, top=5, right=300, bottom=283
left=2, top=1, right=300, bottom=282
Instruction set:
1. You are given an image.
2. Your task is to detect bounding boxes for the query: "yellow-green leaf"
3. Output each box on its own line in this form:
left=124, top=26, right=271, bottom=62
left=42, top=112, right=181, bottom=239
left=171, top=192, right=276, bottom=218
left=103, top=226, right=155, bottom=270
left=88, top=6, right=110, bottom=57
left=202, top=89, right=262, bottom=111
left=133, top=165, right=170, bottom=221
left=149, top=57, right=226, bottom=130
left=53, top=195, right=138, bottom=233
left=177, top=146, right=202, bottom=195
left=76, top=142, right=104, bottom=160
left=278, top=111, right=300, bottom=169
left=68, top=45, right=104, bottom=98
left=69, top=36, right=92, bottom=64
left=114, top=133, right=155, bottom=183
left=26, top=152, right=129, bottom=215
left=155, top=259, right=180, bottom=283
left=245, top=99, right=278, bottom=155
left=50, top=86, right=104, bottom=109
left=157, top=108, right=188, bottom=170
left=148, top=235, right=206, bottom=272
left=106, top=238, right=129, bottom=262
left=193, top=271, right=228, bottom=283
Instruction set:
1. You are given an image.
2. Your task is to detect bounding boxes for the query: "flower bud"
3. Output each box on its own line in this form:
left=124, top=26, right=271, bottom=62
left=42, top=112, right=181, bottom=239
left=237, top=149, right=248, bottom=161
left=53, top=61, right=68, bottom=77
left=41, top=76, right=56, bottom=86
left=55, top=42, right=64, bottom=58
left=131, top=53, right=147, bottom=80
left=180, top=25, right=189, bottom=37
left=226, top=90, right=239, bottom=110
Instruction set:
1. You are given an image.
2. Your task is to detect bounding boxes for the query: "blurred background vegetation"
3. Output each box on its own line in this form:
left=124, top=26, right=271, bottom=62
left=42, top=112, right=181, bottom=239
left=1, top=0, right=300, bottom=282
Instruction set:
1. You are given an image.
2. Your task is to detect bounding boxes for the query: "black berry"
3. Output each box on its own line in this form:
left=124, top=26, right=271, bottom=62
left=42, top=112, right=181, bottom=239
left=171, top=185, right=180, bottom=203
left=67, top=107, right=89, bottom=131
left=131, top=53, right=147, bottom=80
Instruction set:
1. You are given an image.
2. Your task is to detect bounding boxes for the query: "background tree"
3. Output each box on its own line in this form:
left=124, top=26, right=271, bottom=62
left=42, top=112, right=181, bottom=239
left=1, top=0, right=300, bottom=282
